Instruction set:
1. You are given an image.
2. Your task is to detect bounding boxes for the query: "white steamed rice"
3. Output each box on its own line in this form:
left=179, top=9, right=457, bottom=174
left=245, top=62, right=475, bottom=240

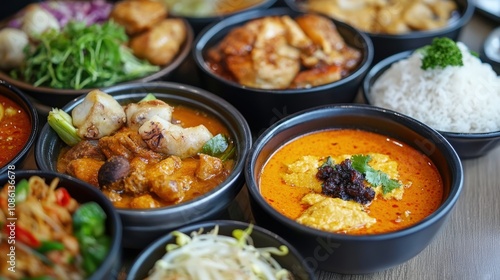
left=370, top=42, right=500, bottom=133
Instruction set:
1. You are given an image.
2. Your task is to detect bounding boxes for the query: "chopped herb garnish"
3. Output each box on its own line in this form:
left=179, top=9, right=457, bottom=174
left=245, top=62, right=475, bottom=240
left=350, top=154, right=401, bottom=194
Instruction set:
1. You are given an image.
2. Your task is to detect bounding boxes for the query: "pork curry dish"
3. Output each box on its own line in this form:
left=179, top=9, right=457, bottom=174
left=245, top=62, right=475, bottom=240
left=259, top=129, right=444, bottom=234
left=51, top=90, right=235, bottom=209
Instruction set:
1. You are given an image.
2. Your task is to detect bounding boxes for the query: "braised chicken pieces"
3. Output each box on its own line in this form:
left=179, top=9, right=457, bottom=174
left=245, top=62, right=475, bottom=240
left=206, top=14, right=361, bottom=89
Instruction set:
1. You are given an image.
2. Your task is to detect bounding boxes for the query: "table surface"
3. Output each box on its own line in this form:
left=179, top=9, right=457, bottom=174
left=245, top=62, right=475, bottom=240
left=20, top=9, right=500, bottom=280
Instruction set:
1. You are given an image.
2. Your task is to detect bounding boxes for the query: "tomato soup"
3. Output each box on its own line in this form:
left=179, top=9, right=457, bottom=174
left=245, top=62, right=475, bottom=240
left=259, top=129, right=443, bottom=234
left=0, top=95, right=31, bottom=167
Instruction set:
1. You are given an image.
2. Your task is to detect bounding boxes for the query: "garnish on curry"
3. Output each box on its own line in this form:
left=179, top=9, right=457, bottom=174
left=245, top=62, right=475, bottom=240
left=259, top=129, right=443, bottom=234
left=50, top=90, right=235, bottom=209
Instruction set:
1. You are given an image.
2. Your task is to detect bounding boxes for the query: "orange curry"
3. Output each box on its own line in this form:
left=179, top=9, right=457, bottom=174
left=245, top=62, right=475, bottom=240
left=259, top=129, right=444, bottom=234
left=0, top=95, right=31, bottom=167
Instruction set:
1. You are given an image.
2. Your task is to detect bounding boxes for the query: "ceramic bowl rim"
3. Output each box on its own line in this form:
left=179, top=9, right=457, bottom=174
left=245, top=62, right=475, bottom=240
left=192, top=7, right=374, bottom=94
left=245, top=103, right=464, bottom=242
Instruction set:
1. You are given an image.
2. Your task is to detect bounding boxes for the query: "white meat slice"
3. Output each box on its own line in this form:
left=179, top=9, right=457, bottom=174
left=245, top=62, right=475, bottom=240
left=72, top=89, right=126, bottom=139
left=139, top=115, right=213, bottom=158
left=124, top=99, right=174, bottom=130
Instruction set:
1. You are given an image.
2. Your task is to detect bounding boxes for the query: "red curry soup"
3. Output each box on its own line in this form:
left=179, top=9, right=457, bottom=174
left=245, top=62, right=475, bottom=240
left=0, top=94, right=31, bottom=167
left=259, top=129, right=443, bottom=234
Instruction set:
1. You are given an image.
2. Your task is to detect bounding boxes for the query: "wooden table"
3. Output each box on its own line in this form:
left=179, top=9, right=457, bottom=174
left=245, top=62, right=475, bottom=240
left=21, top=10, right=500, bottom=280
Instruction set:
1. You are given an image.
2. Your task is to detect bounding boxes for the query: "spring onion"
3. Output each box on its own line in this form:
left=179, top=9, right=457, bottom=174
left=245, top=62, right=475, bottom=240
left=47, top=108, right=81, bottom=146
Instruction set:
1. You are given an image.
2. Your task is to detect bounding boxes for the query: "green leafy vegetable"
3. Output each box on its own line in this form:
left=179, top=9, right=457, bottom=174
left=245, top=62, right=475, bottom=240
left=15, top=179, right=29, bottom=204
left=200, top=134, right=235, bottom=161
left=13, top=20, right=159, bottom=89
left=73, top=202, right=110, bottom=276
left=47, top=108, right=81, bottom=146
left=419, top=37, right=463, bottom=70
left=350, top=154, right=401, bottom=194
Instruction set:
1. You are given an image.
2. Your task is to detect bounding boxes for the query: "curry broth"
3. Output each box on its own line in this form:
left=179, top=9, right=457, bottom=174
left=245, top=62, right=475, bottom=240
left=0, top=95, right=31, bottom=167
left=259, top=129, right=444, bottom=234
left=57, top=102, right=233, bottom=208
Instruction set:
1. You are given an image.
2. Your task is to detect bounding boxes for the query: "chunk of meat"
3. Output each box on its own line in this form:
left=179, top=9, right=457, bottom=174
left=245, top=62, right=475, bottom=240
left=109, top=0, right=167, bottom=35
left=71, top=89, right=126, bottom=140
left=146, top=156, right=185, bottom=203
left=98, top=127, right=164, bottom=162
left=225, top=16, right=301, bottom=89
left=130, top=18, right=187, bottom=66
left=129, top=194, right=161, bottom=209
left=139, top=116, right=213, bottom=158
left=66, top=158, right=105, bottom=187
left=291, top=64, right=342, bottom=89
left=121, top=157, right=150, bottom=194
left=196, top=154, right=223, bottom=180
left=295, top=14, right=346, bottom=54
left=57, top=140, right=105, bottom=173
left=124, top=99, right=174, bottom=130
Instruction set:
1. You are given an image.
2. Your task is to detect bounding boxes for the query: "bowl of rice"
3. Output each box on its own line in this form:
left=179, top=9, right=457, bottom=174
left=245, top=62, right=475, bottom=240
left=362, top=39, right=500, bottom=159
left=126, top=220, right=315, bottom=279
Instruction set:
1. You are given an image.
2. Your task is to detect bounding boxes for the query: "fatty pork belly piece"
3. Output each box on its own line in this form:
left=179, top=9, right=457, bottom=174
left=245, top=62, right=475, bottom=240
left=57, top=140, right=106, bottom=173
left=72, top=89, right=126, bottom=139
left=139, top=115, right=213, bottom=158
left=98, top=127, right=164, bottom=162
left=124, top=99, right=174, bottom=130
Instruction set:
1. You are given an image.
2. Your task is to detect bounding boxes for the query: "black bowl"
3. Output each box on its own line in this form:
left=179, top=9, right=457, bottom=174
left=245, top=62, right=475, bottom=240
left=126, top=220, right=316, bottom=280
left=166, top=0, right=277, bottom=35
left=362, top=50, right=500, bottom=159
left=0, top=169, right=122, bottom=279
left=0, top=80, right=39, bottom=174
left=284, top=0, right=474, bottom=64
left=0, top=18, right=194, bottom=108
left=244, top=104, right=463, bottom=274
left=35, top=81, right=253, bottom=248
left=193, top=7, right=373, bottom=134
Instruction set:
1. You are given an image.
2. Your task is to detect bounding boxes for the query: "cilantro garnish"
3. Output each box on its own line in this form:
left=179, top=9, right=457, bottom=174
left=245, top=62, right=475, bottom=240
left=350, top=155, right=401, bottom=194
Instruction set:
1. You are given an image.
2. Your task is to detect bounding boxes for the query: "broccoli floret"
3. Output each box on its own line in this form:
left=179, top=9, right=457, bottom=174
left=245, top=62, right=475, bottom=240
left=419, top=37, right=463, bottom=70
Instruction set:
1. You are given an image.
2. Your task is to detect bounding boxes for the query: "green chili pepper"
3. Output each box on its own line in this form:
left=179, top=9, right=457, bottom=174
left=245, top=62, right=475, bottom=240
left=73, top=202, right=107, bottom=237
left=36, top=240, right=65, bottom=254
left=15, top=179, right=29, bottom=204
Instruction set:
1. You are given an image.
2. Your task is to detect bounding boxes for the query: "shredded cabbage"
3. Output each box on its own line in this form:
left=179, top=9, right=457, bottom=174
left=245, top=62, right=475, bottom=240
left=147, top=225, right=293, bottom=280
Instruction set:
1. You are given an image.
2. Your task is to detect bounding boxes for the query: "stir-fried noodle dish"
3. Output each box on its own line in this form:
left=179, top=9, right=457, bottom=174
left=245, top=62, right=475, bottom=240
left=0, top=176, right=110, bottom=279
left=146, top=224, right=294, bottom=280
